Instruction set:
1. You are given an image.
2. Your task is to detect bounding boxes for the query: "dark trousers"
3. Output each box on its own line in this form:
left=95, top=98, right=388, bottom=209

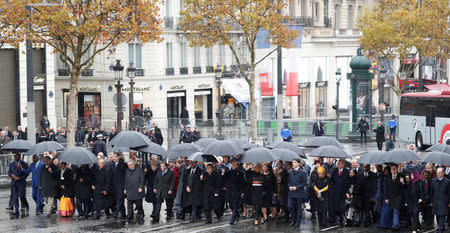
left=288, top=197, right=303, bottom=224
left=12, top=183, right=29, bottom=212
left=127, top=198, right=144, bottom=218
left=8, top=192, right=13, bottom=208
left=409, top=208, right=420, bottom=231
left=230, top=199, right=240, bottom=221
left=93, top=196, right=106, bottom=217
left=422, top=204, right=433, bottom=227
left=389, top=128, right=396, bottom=142
left=76, top=198, right=90, bottom=216
left=113, top=197, right=126, bottom=217
left=32, top=186, right=44, bottom=213
left=191, top=205, right=202, bottom=219
left=377, top=141, right=383, bottom=151
left=437, top=215, right=446, bottom=232
left=253, top=204, right=262, bottom=220
left=360, top=132, right=367, bottom=144
left=153, top=198, right=174, bottom=218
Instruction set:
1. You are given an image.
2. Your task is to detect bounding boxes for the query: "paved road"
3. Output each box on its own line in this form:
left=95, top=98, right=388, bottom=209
left=0, top=142, right=431, bottom=233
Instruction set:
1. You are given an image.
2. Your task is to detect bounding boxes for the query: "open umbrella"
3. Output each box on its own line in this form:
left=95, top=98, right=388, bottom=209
left=359, top=151, right=387, bottom=165
left=309, top=145, right=349, bottom=158
left=267, top=141, right=307, bottom=158
left=1, top=140, right=34, bottom=153
left=59, top=147, right=97, bottom=165
left=271, top=148, right=304, bottom=163
left=109, top=131, right=150, bottom=148
left=202, top=140, right=244, bottom=156
left=382, top=149, right=420, bottom=164
left=56, top=135, right=67, bottom=144
left=241, top=148, right=280, bottom=163
left=26, top=141, right=65, bottom=155
left=422, top=151, right=450, bottom=165
left=168, top=143, right=201, bottom=160
left=194, top=138, right=219, bottom=149
left=303, top=136, right=342, bottom=148
left=426, top=144, right=450, bottom=154
left=242, top=143, right=259, bottom=151
left=187, top=152, right=219, bottom=163
left=135, top=142, right=167, bottom=157
left=227, top=138, right=247, bottom=147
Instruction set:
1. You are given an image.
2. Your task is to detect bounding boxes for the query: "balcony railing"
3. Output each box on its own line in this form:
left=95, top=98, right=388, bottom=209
left=165, top=17, right=174, bottom=29
left=165, top=68, right=174, bottom=76
left=81, top=69, right=93, bottom=76
left=180, top=67, right=188, bottom=75
left=58, top=68, right=69, bottom=76
left=282, top=17, right=313, bottom=27
left=193, top=67, right=202, bottom=74
left=127, top=68, right=144, bottom=77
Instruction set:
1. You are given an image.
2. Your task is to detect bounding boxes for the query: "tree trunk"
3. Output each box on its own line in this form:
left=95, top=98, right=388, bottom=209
left=249, top=69, right=257, bottom=141
left=66, top=73, right=79, bottom=147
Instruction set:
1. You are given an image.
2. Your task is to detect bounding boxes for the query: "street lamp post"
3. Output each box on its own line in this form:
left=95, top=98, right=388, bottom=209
left=379, top=66, right=387, bottom=123
left=113, top=60, right=124, bottom=132
left=215, top=68, right=223, bottom=140
left=335, top=68, right=342, bottom=139
left=127, top=62, right=136, bottom=130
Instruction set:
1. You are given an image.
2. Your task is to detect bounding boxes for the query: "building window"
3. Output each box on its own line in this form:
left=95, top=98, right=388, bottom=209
left=313, top=2, right=319, bottom=20
left=180, top=42, right=187, bottom=67
left=180, top=0, right=184, bottom=10
left=194, top=89, right=213, bottom=125
left=324, top=0, right=329, bottom=18
left=298, top=87, right=310, bottom=118
left=63, top=89, right=70, bottom=117
left=128, top=43, right=142, bottom=68
left=357, top=6, right=363, bottom=19
left=78, top=92, right=101, bottom=129
left=166, top=42, right=173, bottom=68
left=289, top=2, right=295, bottom=17
left=166, top=0, right=171, bottom=16
left=206, top=47, right=213, bottom=66
left=219, top=45, right=225, bottom=65
left=301, top=0, right=307, bottom=17
left=348, top=5, right=354, bottom=28
left=335, top=4, right=341, bottom=28
left=193, top=47, right=200, bottom=67
left=241, top=45, right=248, bottom=65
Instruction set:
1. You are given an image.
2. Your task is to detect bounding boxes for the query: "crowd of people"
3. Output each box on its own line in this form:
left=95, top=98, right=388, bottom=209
left=5, top=140, right=450, bottom=233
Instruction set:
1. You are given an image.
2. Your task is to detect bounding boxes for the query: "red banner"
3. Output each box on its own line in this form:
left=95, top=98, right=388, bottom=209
left=286, top=72, right=299, bottom=96
left=259, top=73, right=273, bottom=96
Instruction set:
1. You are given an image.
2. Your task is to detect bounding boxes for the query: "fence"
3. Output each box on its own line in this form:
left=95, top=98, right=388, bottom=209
left=0, top=154, right=33, bottom=176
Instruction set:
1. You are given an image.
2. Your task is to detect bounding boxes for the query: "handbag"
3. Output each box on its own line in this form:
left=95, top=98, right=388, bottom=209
left=59, top=195, right=75, bottom=217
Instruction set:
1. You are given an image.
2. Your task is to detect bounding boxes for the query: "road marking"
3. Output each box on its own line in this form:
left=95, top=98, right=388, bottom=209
left=422, top=228, right=438, bottom=233
left=140, top=221, right=191, bottom=232
left=189, top=219, right=253, bottom=233
left=318, top=225, right=340, bottom=232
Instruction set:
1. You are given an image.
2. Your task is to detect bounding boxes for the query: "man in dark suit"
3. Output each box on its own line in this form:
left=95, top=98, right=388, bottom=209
left=152, top=123, right=164, bottom=145
left=384, top=164, right=405, bottom=230
left=373, top=121, right=385, bottom=151
left=224, top=160, right=244, bottom=224
left=92, top=135, right=107, bottom=156
left=110, top=153, right=127, bottom=219
left=92, top=159, right=111, bottom=219
left=312, top=119, right=325, bottom=137
left=431, top=167, right=450, bottom=233
left=187, top=161, right=203, bottom=221
left=8, top=153, right=30, bottom=214
left=108, top=127, right=118, bottom=142
left=357, top=164, right=376, bottom=226
left=3, top=126, right=13, bottom=139
left=330, top=159, right=349, bottom=226
left=40, top=115, right=50, bottom=130
left=124, top=160, right=145, bottom=220
left=152, top=162, right=175, bottom=223
left=287, top=158, right=308, bottom=227
left=422, top=170, right=434, bottom=229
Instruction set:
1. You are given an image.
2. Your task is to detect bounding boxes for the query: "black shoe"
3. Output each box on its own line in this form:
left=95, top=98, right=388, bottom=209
left=166, top=216, right=172, bottom=221
left=151, top=218, right=159, bottom=224
left=205, top=219, right=212, bottom=224
left=127, top=215, right=134, bottom=221
left=293, top=222, right=300, bottom=228
left=235, top=218, right=239, bottom=224
left=5, top=207, right=13, bottom=211
left=92, top=215, right=100, bottom=220
left=288, top=221, right=296, bottom=226
left=229, top=219, right=235, bottom=225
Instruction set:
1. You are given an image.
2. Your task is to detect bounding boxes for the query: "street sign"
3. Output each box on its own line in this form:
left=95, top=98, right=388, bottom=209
left=379, top=103, right=386, bottom=112
left=113, top=93, right=127, bottom=106
left=115, top=107, right=126, bottom=112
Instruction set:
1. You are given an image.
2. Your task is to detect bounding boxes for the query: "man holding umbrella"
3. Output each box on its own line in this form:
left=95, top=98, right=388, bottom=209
left=8, top=153, right=30, bottom=215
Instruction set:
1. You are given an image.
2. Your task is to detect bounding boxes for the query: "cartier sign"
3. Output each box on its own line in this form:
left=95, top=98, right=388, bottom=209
left=171, top=85, right=184, bottom=90
left=33, top=75, right=46, bottom=85
left=79, top=86, right=98, bottom=92
left=197, top=84, right=210, bottom=88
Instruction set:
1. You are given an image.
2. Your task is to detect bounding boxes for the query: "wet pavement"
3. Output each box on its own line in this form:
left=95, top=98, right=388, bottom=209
left=0, top=142, right=436, bottom=233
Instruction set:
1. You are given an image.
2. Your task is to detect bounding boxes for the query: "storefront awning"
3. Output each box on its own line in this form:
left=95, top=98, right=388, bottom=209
left=221, top=78, right=250, bottom=103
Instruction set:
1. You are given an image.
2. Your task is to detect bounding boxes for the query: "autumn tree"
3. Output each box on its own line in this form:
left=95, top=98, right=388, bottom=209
left=359, top=0, right=449, bottom=97
left=179, top=0, right=299, bottom=140
left=0, top=0, right=163, bottom=146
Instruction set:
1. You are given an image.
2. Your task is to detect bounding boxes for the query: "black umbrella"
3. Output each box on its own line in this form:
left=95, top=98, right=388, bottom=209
left=242, top=143, right=259, bottom=151
left=109, top=131, right=150, bottom=148
left=56, top=135, right=67, bottom=144
left=303, top=136, right=342, bottom=148
left=271, top=148, right=304, bottom=163
left=422, top=151, right=450, bottom=165
left=203, top=140, right=244, bottom=156
left=194, top=138, right=219, bottom=149
left=135, top=142, right=167, bottom=157
left=267, top=141, right=307, bottom=158
left=187, top=152, right=219, bottom=163
left=109, top=146, right=131, bottom=153
left=359, top=151, right=387, bottom=165
left=59, top=147, right=97, bottom=165
left=227, top=138, right=247, bottom=147
left=241, top=148, right=280, bottom=163
left=382, top=149, right=420, bottom=164
left=426, top=144, right=450, bottom=154
left=168, top=143, right=201, bottom=160
left=1, top=140, right=34, bottom=153
left=309, top=145, right=349, bottom=158
left=26, top=141, right=65, bottom=155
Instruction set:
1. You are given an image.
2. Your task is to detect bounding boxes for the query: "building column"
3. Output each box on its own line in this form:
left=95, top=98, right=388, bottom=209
left=19, top=42, right=28, bottom=128
left=202, top=94, right=208, bottom=121
left=46, top=45, right=57, bottom=128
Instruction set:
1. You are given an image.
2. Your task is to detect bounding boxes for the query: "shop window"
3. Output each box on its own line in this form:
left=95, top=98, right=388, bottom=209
left=63, top=89, right=70, bottom=117
left=194, top=89, right=213, bottom=126
left=78, top=93, right=101, bottom=129
left=298, top=87, right=310, bottom=118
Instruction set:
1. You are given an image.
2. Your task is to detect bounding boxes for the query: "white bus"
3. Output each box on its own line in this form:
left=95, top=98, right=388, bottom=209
left=399, top=90, right=450, bottom=149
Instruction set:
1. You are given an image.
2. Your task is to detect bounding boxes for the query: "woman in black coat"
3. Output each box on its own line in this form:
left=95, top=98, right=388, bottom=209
left=262, top=163, right=277, bottom=221
left=241, top=163, right=252, bottom=218
left=344, top=169, right=359, bottom=226
left=58, top=162, right=74, bottom=198
left=73, top=164, right=94, bottom=218
left=403, top=172, right=425, bottom=232
left=201, top=164, right=221, bottom=223
left=145, top=161, right=158, bottom=209
left=312, top=166, right=330, bottom=228
left=248, top=164, right=264, bottom=225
